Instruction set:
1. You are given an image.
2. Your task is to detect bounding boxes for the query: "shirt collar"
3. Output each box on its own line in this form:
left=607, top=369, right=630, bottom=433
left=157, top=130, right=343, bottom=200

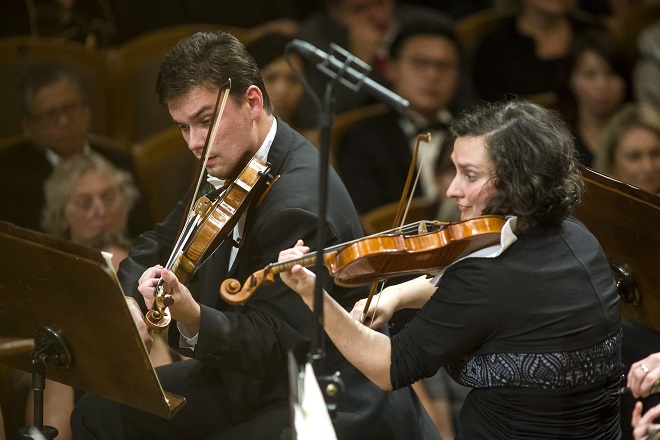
left=430, top=216, right=518, bottom=285
left=45, top=141, right=91, bottom=167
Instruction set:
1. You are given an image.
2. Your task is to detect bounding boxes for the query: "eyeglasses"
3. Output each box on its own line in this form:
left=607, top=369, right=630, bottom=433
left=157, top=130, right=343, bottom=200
left=401, top=56, right=458, bottom=74
left=67, top=189, right=120, bottom=214
left=29, top=100, right=85, bottom=125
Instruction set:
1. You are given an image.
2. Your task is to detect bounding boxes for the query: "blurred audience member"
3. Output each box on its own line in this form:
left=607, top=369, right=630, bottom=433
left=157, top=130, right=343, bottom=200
left=399, top=0, right=495, bottom=20
left=556, top=27, right=633, bottom=166
left=246, top=32, right=312, bottom=138
left=294, top=0, right=453, bottom=128
left=41, top=152, right=137, bottom=261
left=31, top=0, right=118, bottom=47
left=123, top=0, right=320, bottom=43
left=472, top=0, right=602, bottom=102
left=595, top=103, right=660, bottom=194
left=17, top=153, right=175, bottom=440
left=0, top=0, right=116, bottom=46
left=0, top=61, right=151, bottom=238
left=634, top=19, right=660, bottom=107
left=337, top=22, right=466, bottom=214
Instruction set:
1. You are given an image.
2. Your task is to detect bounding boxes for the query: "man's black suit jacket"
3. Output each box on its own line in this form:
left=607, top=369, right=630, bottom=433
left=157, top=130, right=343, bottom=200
left=118, top=119, right=438, bottom=439
left=337, top=110, right=424, bottom=214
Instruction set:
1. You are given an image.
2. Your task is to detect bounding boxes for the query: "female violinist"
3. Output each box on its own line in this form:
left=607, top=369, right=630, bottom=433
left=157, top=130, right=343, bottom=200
left=280, top=100, right=623, bottom=439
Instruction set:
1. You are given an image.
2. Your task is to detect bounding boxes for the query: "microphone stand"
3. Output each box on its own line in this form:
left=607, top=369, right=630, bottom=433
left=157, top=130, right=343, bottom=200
left=286, top=41, right=407, bottom=417
left=307, top=55, right=348, bottom=419
left=291, top=46, right=370, bottom=418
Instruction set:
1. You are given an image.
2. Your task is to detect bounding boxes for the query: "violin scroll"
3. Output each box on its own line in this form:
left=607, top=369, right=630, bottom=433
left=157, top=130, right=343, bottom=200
left=220, top=268, right=276, bottom=305
left=144, top=285, right=174, bottom=334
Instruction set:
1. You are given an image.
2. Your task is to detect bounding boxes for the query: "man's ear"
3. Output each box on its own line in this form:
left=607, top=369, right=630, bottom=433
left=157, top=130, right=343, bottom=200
left=245, top=85, right=264, bottom=117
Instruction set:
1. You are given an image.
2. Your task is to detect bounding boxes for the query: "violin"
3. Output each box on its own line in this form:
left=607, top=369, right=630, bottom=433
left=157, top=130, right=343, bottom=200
left=144, top=80, right=273, bottom=333
left=219, top=215, right=506, bottom=305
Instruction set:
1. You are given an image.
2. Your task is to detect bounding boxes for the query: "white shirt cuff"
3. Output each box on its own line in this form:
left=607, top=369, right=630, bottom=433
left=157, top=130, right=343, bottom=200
left=177, top=321, right=199, bottom=349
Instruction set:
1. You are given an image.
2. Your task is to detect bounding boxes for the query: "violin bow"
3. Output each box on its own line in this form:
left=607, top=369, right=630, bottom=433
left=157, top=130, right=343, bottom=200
left=167, top=79, right=232, bottom=265
left=145, top=79, right=232, bottom=334
left=185, top=79, right=232, bottom=225
left=359, top=132, right=431, bottom=324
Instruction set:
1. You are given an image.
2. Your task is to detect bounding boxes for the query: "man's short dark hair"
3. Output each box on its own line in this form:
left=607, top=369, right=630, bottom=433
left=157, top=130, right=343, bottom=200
left=17, top=61, right=88, bottom=117
left=389, top=21, right=461, bottom=60
left=156, top=31, right=273, bottom=113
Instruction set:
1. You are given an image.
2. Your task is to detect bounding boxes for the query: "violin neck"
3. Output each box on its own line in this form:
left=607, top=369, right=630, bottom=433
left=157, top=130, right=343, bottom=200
left=269, top=251, right=320, bottom=275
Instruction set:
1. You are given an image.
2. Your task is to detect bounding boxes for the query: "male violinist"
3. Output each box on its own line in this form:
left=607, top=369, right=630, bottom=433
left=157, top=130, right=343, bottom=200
left=71, top=31, right=439, bottom=439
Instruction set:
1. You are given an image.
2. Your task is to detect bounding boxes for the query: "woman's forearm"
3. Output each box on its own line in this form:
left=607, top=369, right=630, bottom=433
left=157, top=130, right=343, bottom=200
left=320, top=290, right=394, bottom=390
left=384, top=275, right=436, bottom=310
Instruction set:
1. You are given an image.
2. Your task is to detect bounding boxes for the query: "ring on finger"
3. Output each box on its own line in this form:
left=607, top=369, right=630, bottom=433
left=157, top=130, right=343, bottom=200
left=641, top=365, right=650, bottom=374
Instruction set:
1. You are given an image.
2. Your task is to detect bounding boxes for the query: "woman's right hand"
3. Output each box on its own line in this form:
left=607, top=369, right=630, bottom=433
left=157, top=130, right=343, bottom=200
left=350, top=290, right=397, bottom=329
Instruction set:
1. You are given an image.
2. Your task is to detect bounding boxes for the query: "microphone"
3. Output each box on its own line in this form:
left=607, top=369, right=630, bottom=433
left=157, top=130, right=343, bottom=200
left=286, top=39, right=409, bottom=113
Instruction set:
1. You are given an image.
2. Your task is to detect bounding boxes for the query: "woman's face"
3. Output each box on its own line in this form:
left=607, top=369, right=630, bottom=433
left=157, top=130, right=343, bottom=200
left=613, top=126, right=660, bottom=193
left=64, top=170, right=125, bottom=243
left=446, top=135, right=497, bottom=221
left=261, top=55, right=304, bottom=124
left=569, top=50, right=627, bottom=119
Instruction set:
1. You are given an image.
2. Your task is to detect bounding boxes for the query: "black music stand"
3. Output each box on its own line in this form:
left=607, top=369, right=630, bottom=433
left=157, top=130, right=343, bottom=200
left=573, top=166, right=660, bottom=332
left=0, top=221, right=185, bottom=439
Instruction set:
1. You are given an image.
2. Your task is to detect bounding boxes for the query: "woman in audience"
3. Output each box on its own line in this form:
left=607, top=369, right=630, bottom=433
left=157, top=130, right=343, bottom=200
left=556, top=27, right=634, bottom=166
left=472, top=0, right=602, bottom=102
left=595, top=103, right=660, bottom=194
left=42, top=151, right=137, bottom=254
left=246, top=32, right=318, bottom=144
left=18, top=152, right=171, bottom=440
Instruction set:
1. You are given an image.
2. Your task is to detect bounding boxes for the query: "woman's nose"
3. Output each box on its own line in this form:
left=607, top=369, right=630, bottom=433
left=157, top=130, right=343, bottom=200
left=446, top=175, right=461, bottom=199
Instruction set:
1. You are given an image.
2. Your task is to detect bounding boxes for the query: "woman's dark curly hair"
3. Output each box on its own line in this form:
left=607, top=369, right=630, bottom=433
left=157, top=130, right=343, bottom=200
left=448, top=100, right=583, bottom=228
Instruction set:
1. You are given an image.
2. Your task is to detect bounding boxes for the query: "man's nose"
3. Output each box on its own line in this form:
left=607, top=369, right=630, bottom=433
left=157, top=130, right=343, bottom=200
left=187, top=127, right=208, bottom=153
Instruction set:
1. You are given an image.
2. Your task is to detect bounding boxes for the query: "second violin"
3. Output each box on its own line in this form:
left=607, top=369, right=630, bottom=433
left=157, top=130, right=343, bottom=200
left=220, top=215, right=506, bottom=305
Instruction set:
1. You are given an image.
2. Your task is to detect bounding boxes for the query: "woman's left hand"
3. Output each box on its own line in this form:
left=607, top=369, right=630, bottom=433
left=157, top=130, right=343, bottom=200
left=632, top=401, right=660, bottom=440
left=279, top=240, right=316, bottom=305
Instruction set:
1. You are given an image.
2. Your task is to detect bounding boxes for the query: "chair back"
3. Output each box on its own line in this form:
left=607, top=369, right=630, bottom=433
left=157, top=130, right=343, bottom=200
left=106, top=24, right=253, bottom=144
left=455, top=8, right=512, bottom=69
left=360, top=197, right=435, bottom=236
left=330, top=103, right=389, bottom=169
left=132, top=127, right=196, bottom=222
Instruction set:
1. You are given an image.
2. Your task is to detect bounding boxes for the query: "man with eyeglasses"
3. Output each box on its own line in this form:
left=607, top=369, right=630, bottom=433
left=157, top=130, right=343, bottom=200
left=0, top=61, right=151, bottom=238
left=294, top=0, right=453, bottom=129
left=337, top=21, right=474, bottom=215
